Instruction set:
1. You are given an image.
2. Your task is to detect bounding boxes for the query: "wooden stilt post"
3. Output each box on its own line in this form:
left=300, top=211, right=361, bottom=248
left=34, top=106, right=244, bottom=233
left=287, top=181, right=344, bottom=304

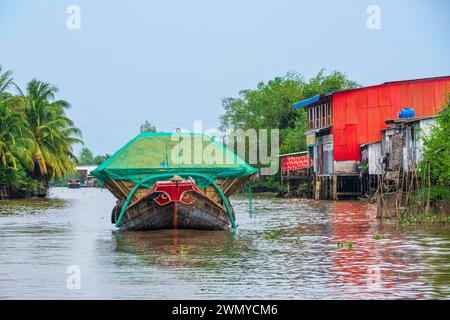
left=328, top=176, right=332, bottom=200
left=332, top=175, right=337, bottom=200
left=315, top=178, right=321, bottom=200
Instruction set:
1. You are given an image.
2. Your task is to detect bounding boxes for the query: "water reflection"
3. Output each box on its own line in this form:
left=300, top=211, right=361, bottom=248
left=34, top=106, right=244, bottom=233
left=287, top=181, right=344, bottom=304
left=326, top=201, right=449, bottom=299
left=0, top=197, right=68, bottom=215
left=113, top=230, right=247, bottom=269
left=0, top=188, right=448, bottom=299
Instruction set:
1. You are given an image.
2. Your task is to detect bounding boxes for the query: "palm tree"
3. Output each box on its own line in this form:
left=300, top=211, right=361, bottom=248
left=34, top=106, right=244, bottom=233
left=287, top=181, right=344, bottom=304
left=0, top=101, right=33, bottom=171
left=0, top=66, right=33, bottom=182
left=0, top=64, right=14, bottom=97
left=18, top=79, right=83, bottom=180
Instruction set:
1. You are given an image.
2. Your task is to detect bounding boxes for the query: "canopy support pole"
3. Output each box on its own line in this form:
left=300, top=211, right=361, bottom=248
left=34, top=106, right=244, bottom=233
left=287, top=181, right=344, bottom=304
left=248, top=181, right=253, bottom=218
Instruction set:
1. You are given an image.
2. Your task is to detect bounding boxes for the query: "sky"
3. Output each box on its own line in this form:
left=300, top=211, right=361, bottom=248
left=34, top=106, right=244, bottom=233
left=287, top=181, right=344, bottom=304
left=0, top=0, right=449, bottom=156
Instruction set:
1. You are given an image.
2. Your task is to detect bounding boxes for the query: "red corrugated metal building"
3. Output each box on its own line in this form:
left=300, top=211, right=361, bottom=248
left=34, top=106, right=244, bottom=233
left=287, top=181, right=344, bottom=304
left=293, top=76, right=450, bottom=176
left=332, top=76, right=450, bottom=161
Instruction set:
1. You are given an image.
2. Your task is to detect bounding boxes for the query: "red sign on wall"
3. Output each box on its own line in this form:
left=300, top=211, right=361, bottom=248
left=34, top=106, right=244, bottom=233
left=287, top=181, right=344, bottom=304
left=281, top=155, right=309, bottom=171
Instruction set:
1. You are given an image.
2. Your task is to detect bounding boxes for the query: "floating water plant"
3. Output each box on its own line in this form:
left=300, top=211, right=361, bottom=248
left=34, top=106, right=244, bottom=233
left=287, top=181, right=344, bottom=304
left=264, top=230, right=283, bottom=241
left=179, top=244, right=186, bottom=257
left=400, top=212, right=440, bottom=225
left=293, top=236, right=304, bottom=245
left=337, top=241, right=354, bottom=249
left=373, top=232, right=383, bottom=240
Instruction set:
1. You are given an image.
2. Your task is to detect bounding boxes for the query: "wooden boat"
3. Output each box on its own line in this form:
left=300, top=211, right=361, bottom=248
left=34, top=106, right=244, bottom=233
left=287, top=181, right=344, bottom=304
left=109, top=176, right=244, bottom=231
left=67, top=179, right=81, bottom=189
left=92, top=132, right=258, bottom=231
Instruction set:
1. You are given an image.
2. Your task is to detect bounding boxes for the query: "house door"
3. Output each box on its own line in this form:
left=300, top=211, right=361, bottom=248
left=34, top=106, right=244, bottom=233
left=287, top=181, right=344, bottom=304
left=323, top=142, right=333, bottom=175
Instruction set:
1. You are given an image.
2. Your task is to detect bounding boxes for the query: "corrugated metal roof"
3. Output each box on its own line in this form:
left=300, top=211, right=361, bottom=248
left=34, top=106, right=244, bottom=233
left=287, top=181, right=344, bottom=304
left=293, top=76, right=450, bottom=109
left=277, top=151, right=308, bottom=157
left=330, top=75, right=450, bottom=96
left=382, top=75, right=450, bottom=85
left=384, top=115, right=437, bottom=125
left=292, top=94, right=321, bottom=109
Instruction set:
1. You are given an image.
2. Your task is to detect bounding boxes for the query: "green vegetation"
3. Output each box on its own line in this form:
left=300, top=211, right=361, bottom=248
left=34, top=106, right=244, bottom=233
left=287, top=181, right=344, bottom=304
left=77, top=147, right=108, bottom=165
left=52, top=147, right=108, bottom=186
left=220, top=70, right=359, bottom=190
left=400, top=212, right=441, bottom=225
left=391, top=99, right=450, bottom=224
left=293, top=236, right=304, bottom=245
left=337, top=241, right=354, bottom=249
left=264, top=230, right=284, bottom=241
left=221, top=70, right=358, bottom=154
left=0, top=64, right=82, bottom=197
left=94, top=154, right=108, bottom=165
left=78, top=147, right=94, bottom=165
left=420, top=99, right=450, bottom=202
left=140, top=120, right=157, bottom=133
left=373, top=232, right=383, bottom=240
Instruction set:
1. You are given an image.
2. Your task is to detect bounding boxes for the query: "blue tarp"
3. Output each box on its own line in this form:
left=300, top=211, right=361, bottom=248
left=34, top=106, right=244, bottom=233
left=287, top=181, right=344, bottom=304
left=292, top=94, right=321, bottom=109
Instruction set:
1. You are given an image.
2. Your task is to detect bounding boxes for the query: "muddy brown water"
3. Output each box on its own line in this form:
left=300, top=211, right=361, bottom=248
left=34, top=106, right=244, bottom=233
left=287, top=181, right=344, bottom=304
left=0, top=187, right=448, bottom=299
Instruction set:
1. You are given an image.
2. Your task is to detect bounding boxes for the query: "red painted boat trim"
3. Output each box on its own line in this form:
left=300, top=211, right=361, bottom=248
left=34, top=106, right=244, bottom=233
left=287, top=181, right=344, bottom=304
left=143, top=180, right=207, bottom=205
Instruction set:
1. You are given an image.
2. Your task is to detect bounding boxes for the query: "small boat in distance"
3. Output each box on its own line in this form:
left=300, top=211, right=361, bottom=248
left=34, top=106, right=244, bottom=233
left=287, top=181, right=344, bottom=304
left=91, top=132, right=258, bottom=231
left=67, top=179, right=81, bottom=189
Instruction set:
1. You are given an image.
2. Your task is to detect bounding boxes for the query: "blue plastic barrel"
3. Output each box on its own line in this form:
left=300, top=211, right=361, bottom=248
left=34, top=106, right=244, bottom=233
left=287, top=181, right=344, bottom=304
left=398, top=108, right=415, bottom=118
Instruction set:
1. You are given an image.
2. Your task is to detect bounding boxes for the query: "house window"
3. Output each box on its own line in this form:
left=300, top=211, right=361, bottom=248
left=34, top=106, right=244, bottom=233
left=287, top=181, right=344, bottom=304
left=307, top=102, right=332, bottom=129
left=308, top=108, right=314, bottom=129
left=326, top=103, right=331, bottom=125
left=315, top=105, right=320, bottom=128
left=321, top=104, right=326, bottom=127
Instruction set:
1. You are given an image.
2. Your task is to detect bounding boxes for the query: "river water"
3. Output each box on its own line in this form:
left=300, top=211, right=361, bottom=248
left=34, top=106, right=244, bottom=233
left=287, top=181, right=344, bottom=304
left=0, top=187, right=448, bottom=299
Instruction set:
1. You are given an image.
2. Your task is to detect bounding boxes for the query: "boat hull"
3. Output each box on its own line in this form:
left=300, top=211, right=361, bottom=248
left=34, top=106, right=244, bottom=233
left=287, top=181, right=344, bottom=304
left=112, top=194, right=231, bottom=231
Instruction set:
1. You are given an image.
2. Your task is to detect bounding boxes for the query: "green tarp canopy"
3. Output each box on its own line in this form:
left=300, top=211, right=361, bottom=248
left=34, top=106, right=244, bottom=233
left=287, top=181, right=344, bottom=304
left=91, top=132, right=259, bottom=189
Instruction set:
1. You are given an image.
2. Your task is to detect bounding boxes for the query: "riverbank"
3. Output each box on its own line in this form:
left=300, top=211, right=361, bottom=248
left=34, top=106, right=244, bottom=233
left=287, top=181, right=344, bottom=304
left=0, top=182, right=49, bottom=200
left=377, top=192, right=450, bottom=224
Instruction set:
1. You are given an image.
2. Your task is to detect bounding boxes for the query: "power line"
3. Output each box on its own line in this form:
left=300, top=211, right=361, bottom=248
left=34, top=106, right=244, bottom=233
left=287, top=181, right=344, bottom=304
left=76, top=119, right=220, bottom=128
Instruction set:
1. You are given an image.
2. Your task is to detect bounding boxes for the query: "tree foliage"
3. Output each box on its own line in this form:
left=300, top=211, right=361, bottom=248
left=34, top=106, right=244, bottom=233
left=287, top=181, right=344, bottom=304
left=13, top=79, right=83, bottom=179
left=0, top=64, right=83, bottom=194
left=421, top=98, right=450, bottom=200
left=94, top=154, right=108, bottom=165
left=78, top=147, right=94, bottom=165
left=140, top=120, right=157, bottom=133
left=220, top=70, right=359, bottom=154
left=77, top=147, right=108, bottom=165
left=219, top=70, right=358, bottom=191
